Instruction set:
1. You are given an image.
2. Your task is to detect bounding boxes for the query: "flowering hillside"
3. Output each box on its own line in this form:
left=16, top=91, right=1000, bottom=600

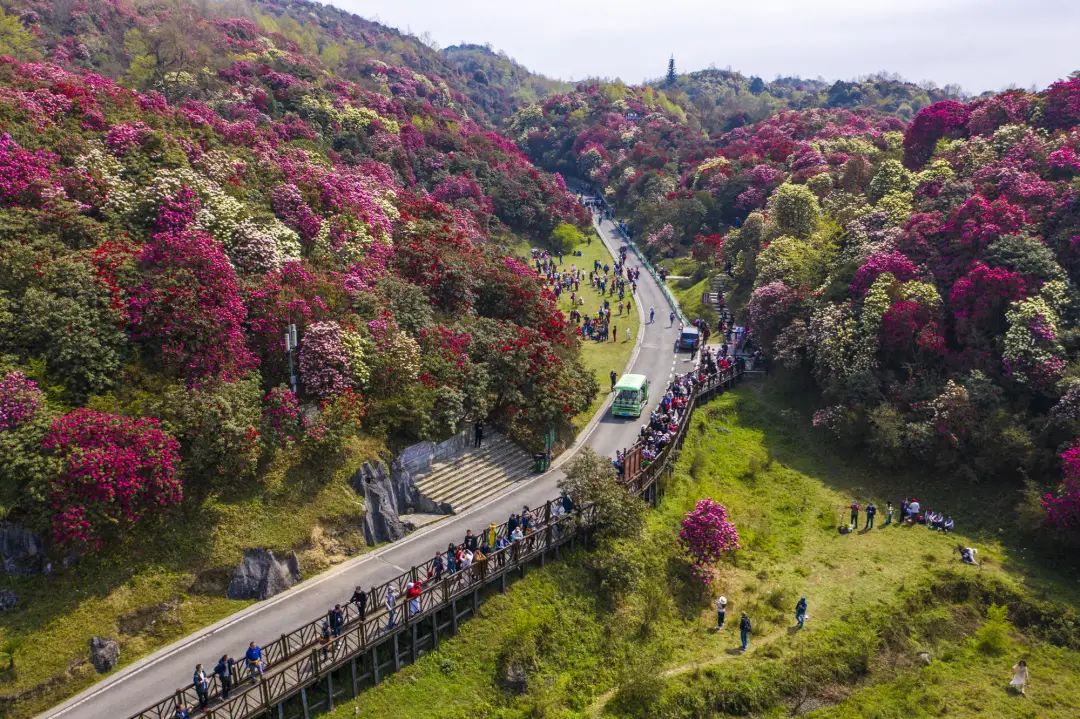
left=0, top=1, right=595, bottom=550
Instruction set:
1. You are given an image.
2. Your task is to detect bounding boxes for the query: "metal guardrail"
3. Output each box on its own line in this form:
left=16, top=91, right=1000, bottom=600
left=125, top=334, right=742, bottom=719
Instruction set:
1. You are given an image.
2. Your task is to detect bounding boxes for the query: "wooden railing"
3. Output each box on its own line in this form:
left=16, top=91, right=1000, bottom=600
left=126, top=364, right=743, bottom=719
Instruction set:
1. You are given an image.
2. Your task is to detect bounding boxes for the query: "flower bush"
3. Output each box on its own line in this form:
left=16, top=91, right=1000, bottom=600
left=679, top=498, right=740, bottom=585
left=0, top=371, right=44, bottom=431
left=44, top=409, right=182, bottom=548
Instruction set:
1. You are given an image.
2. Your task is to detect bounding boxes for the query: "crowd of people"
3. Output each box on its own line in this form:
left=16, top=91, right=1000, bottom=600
left=842, top=497, right=958, bottom=535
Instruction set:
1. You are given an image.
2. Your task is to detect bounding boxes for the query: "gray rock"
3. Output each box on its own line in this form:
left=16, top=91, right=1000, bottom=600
left=499, top=661, right=529, bottom=695
left=89, top=637, right=120, bottom=673
left=0, top=590, right=17, bottom=612
left=917, top=651, right=932, bottom=665
left=226, top=549, right=301, bottom=600
left=354, top=461, right=450, bottom=546
left=0, top=522, right=47, bottom=575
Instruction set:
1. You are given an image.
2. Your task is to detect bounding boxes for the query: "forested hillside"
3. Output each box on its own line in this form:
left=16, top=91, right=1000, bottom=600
left=514, top=70, right=1080, bottom=542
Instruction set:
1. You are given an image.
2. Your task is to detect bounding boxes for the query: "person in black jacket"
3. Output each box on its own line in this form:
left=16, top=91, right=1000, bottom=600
left=795, top=597, right=808, bottom=629
left=192, top=664, right=210, bottom=708
left=463, top=529, right=478, bottom=552
left=214, top=655, right=234, bottom=700
left=329, top=604, right=345, bottom=638
left=350, top=586, right=367, bottom=620
left=739, top=612, right=752, bottom=652
left=474, top=419, right=484, bottom=448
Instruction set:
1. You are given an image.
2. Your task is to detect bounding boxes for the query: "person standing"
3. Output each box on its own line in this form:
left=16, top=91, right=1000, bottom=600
left=192, top=664, right=210, bottom=709
left=385, top=587, right=398, bottom=630
left=351, top=585, right=368, bottom=620
left=739, top=612, right=752, bottom=652
left=214, top=655, right=234, bottom=700
left=245, top=642, right=264, bottom=683
left=716, top=595, right=728, bottom=629
left=464, top=528, right=478, bottom=552
left=474, top=419, right=484, bottom=448
left=865, top=502, right=877, bottom=529
left=795, top=597, right=808, bottom=629
left=329, top=604, right=345, bottom=638
left=649, top=306, right=655, bottom=324
left=884, top=501, right=894, bottom=526
left=849, top=500, right=860, bottom=529
left=612, top=326, right=618, bottom=342
left=610, top=369, right=618, bottom=392
left=1010, top=659, right=1029, bottom=696
left=430, top=552, right=444, bottom=581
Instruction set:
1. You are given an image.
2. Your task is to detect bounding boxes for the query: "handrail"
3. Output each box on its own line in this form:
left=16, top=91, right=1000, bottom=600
left=125, top=368, right=743, bottom=718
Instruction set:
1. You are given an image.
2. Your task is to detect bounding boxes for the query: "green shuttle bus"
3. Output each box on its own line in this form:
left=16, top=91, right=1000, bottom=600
left=612, top=373, right=649, bottom=418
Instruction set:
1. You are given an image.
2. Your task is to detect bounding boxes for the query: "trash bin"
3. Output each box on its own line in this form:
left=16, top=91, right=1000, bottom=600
left=533, top=453, right=548, bottom=473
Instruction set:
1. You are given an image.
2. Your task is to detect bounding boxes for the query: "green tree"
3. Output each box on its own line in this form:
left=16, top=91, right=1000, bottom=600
left=666, top=56, right=677, bottom=85
left=768, top=183, right=820, bottom=239
left=0, top=8, right=35, bottom=59
left=548, top=222, right=585, bottom=254
left=558, top=448, right=646, bottom=540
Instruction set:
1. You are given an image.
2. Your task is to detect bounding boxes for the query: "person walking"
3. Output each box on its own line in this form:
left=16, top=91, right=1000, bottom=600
left=739, top=612, right=752, bottom=652
left=245, top=642, right=264, bottom=683
left=612, top=325, right=617, bottom=342
left=795, top=597, right=808, bottom=629
left=865, top=502, right=877, bottom=529
left=649, top=306, right=655, bottom=324
left=351, top=585, right=368, bottom=620
left=214, top=655, right=234, bottom=700
left=1010, top=659, right=1029, bottom=696
left=473, top=418, right=484, bottom=448
left=849, top=500, right=860, bottom=529
left=192, top=664, right=210, bottom=709
left=669, top=310, right=675, bottom=326
left=610, top=369, right=617, bottom=392
left=716, top=595, right=728, bottom=629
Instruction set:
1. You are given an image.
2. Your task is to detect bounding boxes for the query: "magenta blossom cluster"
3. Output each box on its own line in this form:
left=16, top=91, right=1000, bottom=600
left=679, top=498, right=740, bottom=585
left=44, top=409, right=182, bottom=548
left=0, top=132, right=56, bottom=206
left=261, top=385, right=302, bottom=444
left=1042, top=443, right=1080, bottom=530
left=104, top=121, right=150, bottom=155
left=298, top=321, right=353, bottom=399
left=0, top=370, right=44, bottom=431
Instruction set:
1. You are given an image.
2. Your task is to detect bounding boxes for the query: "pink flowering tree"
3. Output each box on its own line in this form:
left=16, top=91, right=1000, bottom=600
left=679, top=498, right=740, bottom=584
left=261, top=385, right=302, bottom=445
left=1042, top=443, right=1080, bottom=530
left=903, top=100, right=970, bottom=168
left=298, top=321, right=354, bottom=399
left=0, top=371, right=44, bottom=432
left=44, top=409, right=182, bottom=548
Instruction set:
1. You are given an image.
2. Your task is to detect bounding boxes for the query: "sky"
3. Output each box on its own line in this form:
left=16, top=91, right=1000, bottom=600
left=331, top=0, right=1080, bottom=94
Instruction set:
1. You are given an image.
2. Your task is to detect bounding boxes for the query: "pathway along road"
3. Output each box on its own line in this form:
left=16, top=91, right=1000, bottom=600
left=42, top=211, right=697, bottom=719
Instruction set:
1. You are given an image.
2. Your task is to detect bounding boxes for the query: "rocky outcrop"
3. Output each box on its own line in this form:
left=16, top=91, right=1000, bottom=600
left=352, top=459, right=452, bottom=545
left=89, top=637, right=119, bottom=673
left=226, top=549, right=301, bottom=600
left=0, top=522, right=47, bottom=575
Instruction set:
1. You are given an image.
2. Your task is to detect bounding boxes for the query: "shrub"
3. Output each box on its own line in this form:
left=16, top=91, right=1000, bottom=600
left=974, top=603, right=1012, bottom=656
left=679, top=498, right=740, bottom=584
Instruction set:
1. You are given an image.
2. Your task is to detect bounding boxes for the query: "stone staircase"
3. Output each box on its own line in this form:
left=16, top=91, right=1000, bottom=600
left=413, top=433, right=534, bottom=513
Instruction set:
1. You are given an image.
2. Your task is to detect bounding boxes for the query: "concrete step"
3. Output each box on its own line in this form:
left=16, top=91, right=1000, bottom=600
left=411, top=433, right=533, bottom=513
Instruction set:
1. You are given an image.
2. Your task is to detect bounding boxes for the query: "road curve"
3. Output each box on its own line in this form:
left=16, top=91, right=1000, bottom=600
left=41, top=212, right=693, bottom=719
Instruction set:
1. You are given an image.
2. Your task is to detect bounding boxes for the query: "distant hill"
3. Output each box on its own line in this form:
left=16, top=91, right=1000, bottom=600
left=442, top=43, right=572, bottom=122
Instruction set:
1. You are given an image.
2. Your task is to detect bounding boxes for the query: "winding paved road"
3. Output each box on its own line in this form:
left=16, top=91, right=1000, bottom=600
left=42, top=211, right=695, bottom=719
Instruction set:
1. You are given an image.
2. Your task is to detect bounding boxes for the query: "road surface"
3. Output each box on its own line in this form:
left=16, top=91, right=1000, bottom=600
left=42, top=211, right=695, bottom=719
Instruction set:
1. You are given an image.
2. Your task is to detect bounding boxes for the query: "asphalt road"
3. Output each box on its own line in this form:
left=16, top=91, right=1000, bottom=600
left=42, top=211, right=695, bottom=719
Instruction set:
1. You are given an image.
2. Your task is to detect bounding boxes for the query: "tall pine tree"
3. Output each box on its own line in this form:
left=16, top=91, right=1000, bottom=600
left=666, top=55, right=677, bottom=85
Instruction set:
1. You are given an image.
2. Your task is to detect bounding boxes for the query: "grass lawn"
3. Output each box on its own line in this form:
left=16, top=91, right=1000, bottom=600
left=0, top=436, right=383, bottom=719
left=670, top=274, right=718, bottom=329
left=322, top=381, right=1080, bottom=719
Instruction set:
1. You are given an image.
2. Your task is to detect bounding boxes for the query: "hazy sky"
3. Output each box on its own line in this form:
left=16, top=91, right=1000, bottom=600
left=331, top=0, right=1079, bottom=94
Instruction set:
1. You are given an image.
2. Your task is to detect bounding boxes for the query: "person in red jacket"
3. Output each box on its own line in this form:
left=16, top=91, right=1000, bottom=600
left=405, top=579, right=422, bottom=617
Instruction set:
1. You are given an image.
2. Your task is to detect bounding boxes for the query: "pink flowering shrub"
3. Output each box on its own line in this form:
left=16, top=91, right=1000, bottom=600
left=1042, top=77, right=1080, bottom=130
left=679, top=498, right=740, bottom=585
left=44, top=409, right=182, bottom=548
left=261, top=385, right=302, bottom=445
left=1042, top=443, right=1080, bottom=530
left=298, top=321, right=353, bottom=399
left=903, top=100, right=970, bottom=168
left=104, top=121, right=150, bottom=155
left=850, top=252, right=918, bottom=295
left=0, top=371, right=44, bottom=431
left=0, top=132, right=55, bottom=206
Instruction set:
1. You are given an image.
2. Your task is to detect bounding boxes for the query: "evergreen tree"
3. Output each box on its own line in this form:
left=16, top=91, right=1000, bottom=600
left=749, top=76, right=765, bottom=95
left=666, top=55, right=677, bottom=85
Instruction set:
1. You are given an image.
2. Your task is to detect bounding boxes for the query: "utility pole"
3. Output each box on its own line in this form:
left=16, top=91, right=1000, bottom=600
left=284, top=323, right=299, bottom=394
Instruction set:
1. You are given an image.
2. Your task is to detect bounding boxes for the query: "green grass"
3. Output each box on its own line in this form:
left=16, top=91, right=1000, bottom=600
left=669, top=274, right=718, bottom=328
left=0, top=436, right=383, bottom=719
left=320, top=382, right=1080, bottom=719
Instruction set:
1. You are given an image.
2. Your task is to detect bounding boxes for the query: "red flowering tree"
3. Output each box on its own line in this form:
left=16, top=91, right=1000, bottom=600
left=903, top=100, right=970, bottom=168
left=679, top=498, right=740, bottom=584
left=1042, top=443, right=1080, bottom=530
left=126, top=190, right=256, bottom=383
left=44, top=409, right=182, bottom=548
